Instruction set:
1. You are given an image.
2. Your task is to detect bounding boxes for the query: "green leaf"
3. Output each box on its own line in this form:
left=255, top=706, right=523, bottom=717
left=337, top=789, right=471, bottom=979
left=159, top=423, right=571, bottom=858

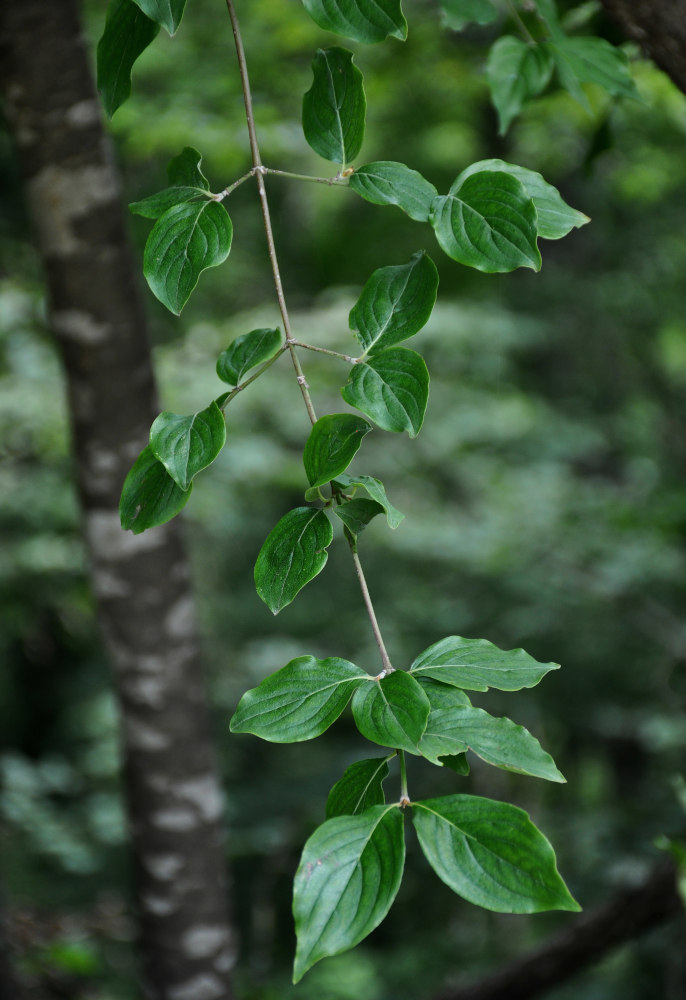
left=352, top=670, right=430, bottom=754
left=349, top=252, right=439, bottom=357
left=341, top=347, right=429, bottom=436
left=439, top=0, right=498, bottom=31
left=119, top=444, right=192, bottom=534
left=326, top=757, right=390, bottom=818
left=303, top=414, right=372, bottom=489
left=143, top=200, right=233, bottom=314
left=430, top=171, right=540, bottom=273
left=216, top=327, right=282, bottom=385
left=131, top=0, right=187, bottom=34
left=293, top=806, right=405, bottom=981
left=149, top=401, right=226, bottom=491
left=332, top=474, right=404, bottom=529
left=334, top=498, right=385, bottom=539
left=455, top=159, right=589, bottom=239
left=410, top=635, right=559, bottom=691
left=302, top=0, right=407, bottom=43
left=441, top=753, right=470, bottom=775
left=416, top=678, right=471, bottom=766
left=230, top=655, right=369, bottom=742
left=255, top=507, right=334, bottom=614
left=96, top=0, right=160, bottom=119
left=130, top=148, right=213, bottom=217
left=550, top=37, right=640, bottom=110
left=349, top=162, right=438, bottom=222
left=166, top=146, right=211, bottom=188
left=412, top=794, right=580, bottom=913
left=302, top=48, right=366, bottom=168
left=486, top=36, right=554, bottom=134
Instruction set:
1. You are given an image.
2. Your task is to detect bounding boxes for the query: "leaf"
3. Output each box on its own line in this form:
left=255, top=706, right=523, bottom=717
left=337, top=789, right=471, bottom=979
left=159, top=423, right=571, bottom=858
left=349, top=252, right=439, bottom=357
left=230, top=655, right=369, bottom=742
left=216, top=327, right=282, bottom=385
left=430, top=172, right=540, bottom=273
left=96, top=0, right=160, bottom=119
left=326, top=757, right=390, bottom=818
left=293, top=806, right=405, bottom=982
left=143, top=201, right=233, bottom=314
left=455, top=159, right=589, bottom=239
left=149, top=402, right=226, bottom=491
left=349, top=162, right=438, bottom=222
left=166, top=146, right=211, bottom=189
left=302, top=48, right=366, bottom=167
left=441, top=753, right=470, bottom=775
left=333, top=474, right=404, bottom=529
left=119, top=444, right=192, bottom=534
left=130, top=147, right=214, bottom=218
left=334, top=498, right=385, bottom=539
left=416, top=679, right=471, bottom=766
left=341, top=347, right=429, bottom=436
left=352, top=670, right=430, bottom=754
left=131, top=0, right=187, bottom=34
left=486, top=36, right=554, bottom=134
left=254, top=507, right=334, bottom=614
left=439, top=0, right=498, bottom=31
left=412, top=794, right=581, bottom=913
left=303, top=414, right=372, bottom=489
left=550, top=37, right=640, bottom=110
left=301, top=0, right=407, bottom=43
left=410, top=635, right=559, bottom=691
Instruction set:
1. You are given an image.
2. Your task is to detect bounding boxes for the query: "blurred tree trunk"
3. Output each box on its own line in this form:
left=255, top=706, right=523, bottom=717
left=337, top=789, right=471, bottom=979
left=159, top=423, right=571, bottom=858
left=0, top=1, right=236, bottom=998
left=600, top=0, right=686, bottom=94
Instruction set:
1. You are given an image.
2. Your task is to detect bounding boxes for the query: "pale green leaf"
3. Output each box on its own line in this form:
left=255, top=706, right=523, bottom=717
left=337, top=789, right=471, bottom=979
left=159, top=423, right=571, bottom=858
left=486, top=36, right=554, bottom=134
left=149, top=401, right=226, bottom=491
left=551, top=36, right=639, bottom=109
left=410, top=635, right=559, bottom=691
left=303, top=413, right=372, bottom=489
left=96, top=0, right=159, bottom=119
left=341, top=347, right=429, bottom=436
left=349, top=162, right=438, bottom=222
left=254, top=507, right=333, bottom=614
left=119, top=444, right=191, bottom=534
left=302, top=0, right=407, bottom=42
left=332, top=474, right=404, bottom=529
left=439, top=0, right=498, bottom=30
left=216, top=327, right=281, bottom=385
left=302, top=47, right=366, bottom=167
left=293, top=806, right=405, bottom=981
left=326, top=757, right=390, bottom=818
left=131, top=0, right=187, bottom=34
left=229, top=655, right=369, bottom=742
left=352, top=670, right=430, bottom=754
left=412, top=794, right=581, bottom=912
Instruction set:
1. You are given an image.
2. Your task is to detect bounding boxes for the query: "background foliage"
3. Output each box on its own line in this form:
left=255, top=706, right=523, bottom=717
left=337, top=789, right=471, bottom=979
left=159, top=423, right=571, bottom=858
left=1, top=0, right=686, bottom=996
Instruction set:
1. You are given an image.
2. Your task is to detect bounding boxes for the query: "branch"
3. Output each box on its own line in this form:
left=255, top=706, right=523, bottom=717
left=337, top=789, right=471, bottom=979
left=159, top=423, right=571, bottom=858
left=433, top=859, right=683, bottom=1000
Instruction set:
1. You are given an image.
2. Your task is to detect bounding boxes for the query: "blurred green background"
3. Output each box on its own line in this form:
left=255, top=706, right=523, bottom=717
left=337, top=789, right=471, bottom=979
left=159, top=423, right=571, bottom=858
left=1, top=0, right=685, bottom=996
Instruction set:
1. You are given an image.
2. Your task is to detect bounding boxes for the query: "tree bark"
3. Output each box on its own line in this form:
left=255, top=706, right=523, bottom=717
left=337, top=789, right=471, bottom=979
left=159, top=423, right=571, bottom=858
left=0, top=1, right=236, bottom=998
left=599, top=0, right=686, bottom=95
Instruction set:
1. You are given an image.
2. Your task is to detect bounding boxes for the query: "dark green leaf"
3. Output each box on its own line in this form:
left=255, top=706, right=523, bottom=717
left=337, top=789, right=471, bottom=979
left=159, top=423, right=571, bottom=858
left=332, top=474, right=404, bottom=528
left=430, top=171, right=540, bottom=272
left=166, top=146, right=211, bottom=188
left=410, top=635, right=559, bottom=691
left=129, top=187, right=212, bottom=219
left=412, top=794, right=581, bottom=912
left=303, top=413, right=372, bottom=489
left=341, top=347, right=429, bottom=436
left=119, top=444, right=191, bottom=534
left=439, top=0, right=498, bottom=30
left=486, top=36, right=554, bottom=134
left=302, top=48, right=366, bottom=167
left=349, top=252, right=439, bottom=356
left=326, top=757, right=390, bottom=818
left=441, top=753, right=470, bottom=775
left=456, top=159, right=589, bottom=239
left=352, top=670, right=430, bottom=754
left=149, top=401, right=226, bottom=491
left=130, top=148, right=211, bottom=217
left=230, top=656, right=368, bottom=742
left=293, top=806, right=405, bottom=981
left=96, top=0, right=159, bottom=119
left=349, top=162, right=438, bottom=222
left=255, top=507, right=333, bottom=614
left=550, top=37, right=640, bottom=110
left=131, top=0, right=187, bottom=34
left=334, top=498, right=385, bottom=539
left=302, top=0, right=407, bottom=43
left=216, top=327, right=282, bottom=385
left=143, top=200, right=233, bottom=314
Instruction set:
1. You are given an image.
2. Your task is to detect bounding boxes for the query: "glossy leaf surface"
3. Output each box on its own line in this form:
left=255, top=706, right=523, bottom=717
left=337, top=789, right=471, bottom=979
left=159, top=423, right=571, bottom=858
left=293, top=806, right=405, bottom=981
left=341, top=347, right=429, bottom=436
left=352, top=670, right=430, bottom=754
left=303, top=414, right=371, bottom=488
left=326, top=757, right=390, bottom=818
left=150, top=401, right=226, bottom=491
left=131, top=0, right=187, bottom=34
left=302, top=47, right=366, bottom=167
left=332, top=474, right=404, bottom=528
left=255, top=507, right=333, bottom=614
left=486, top=36, right=553, bottom=134
left=97, top=0, right=159, bottom=118
left=216, top=327, right=281, bottom=385
left=119, top=444, right=191, bottom=534
left=302, top=0, right=407, bottom=42
left=349, top=161, right=438, bottom=222
left=412, top=795, right=581, bottom=913
left=230, top=656, right=368, bottom=742
left=410, top=635, right=559, bottom=691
